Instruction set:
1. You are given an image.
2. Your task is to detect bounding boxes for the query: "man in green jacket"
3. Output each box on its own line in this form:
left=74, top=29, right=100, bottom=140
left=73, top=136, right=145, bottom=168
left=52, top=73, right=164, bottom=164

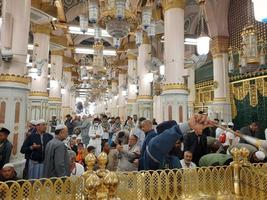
left=199, top=153, right=233, bottom=167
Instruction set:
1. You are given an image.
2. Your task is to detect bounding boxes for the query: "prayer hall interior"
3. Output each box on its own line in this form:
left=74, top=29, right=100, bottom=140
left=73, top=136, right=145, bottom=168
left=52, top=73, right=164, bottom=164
left=0, top=0, right=267, bottom=199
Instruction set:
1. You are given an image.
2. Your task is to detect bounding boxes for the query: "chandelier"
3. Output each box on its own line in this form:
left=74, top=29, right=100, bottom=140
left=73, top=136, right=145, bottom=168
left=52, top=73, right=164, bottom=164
left=93, top=41, right=104, bottom=67
left=97, top=0, right=138, bottom=48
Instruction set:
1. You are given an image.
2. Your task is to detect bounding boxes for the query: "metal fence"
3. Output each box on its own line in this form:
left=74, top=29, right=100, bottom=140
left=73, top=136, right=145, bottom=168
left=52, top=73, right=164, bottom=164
left=1, top=164, right=267, bottom=200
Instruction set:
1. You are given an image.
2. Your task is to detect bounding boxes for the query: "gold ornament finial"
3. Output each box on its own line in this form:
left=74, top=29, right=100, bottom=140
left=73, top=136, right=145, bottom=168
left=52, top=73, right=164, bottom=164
left=231, top=147, right=241, bottom=163
left=240, top=147, right=250, bottom=166
left=85, top=153, right=96, bottom=171
left=85, top=173, right=101, bottom=200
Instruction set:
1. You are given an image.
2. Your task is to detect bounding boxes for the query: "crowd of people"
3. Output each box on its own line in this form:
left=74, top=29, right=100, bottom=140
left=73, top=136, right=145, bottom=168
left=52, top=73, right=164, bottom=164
left=0, top=112, right=266, bottom=182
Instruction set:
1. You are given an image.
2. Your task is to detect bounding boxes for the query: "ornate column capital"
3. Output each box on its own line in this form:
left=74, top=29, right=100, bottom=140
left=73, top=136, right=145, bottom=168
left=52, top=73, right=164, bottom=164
left=63, top=66, right=72, bottom=72
left=118, top=70, right=127, bottom=74
left=143, top=33, right=151, bottom=44
left=51, top=49, right=65, bottom=56
left=63, top=56, right=77, bottom=65
left=50, top=35, right=68, bottom=47
left=162, top=0, right=185, bottom=12
left=127, top=54, right=137, bottom=60
left=211, top=36, right=229, bottom=55
left=31, top=23, right=51, bottom=35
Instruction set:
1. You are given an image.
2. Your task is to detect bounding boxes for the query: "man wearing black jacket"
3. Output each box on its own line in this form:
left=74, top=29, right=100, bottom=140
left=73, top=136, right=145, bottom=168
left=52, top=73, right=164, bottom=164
left=0, top=127, right=12, bottom=169
left=20, top=119, right=53, bottom=179
left=183, top=130, right=208, bottom=166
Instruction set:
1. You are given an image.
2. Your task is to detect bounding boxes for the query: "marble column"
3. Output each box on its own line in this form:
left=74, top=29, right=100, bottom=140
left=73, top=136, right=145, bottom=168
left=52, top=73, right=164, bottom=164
left=48, top=50, right=64, bottom=120
left=61, top=66, right=72, bottom=119
left=161, top=0, right=188, bottom=122
left=0, top=0, right=31, bottom=174
left=70, top=82, right=76, bottom=115
left=126, top=54, right=138, bottom=117
left=137, top=34, right=153, bottom=119
left=118, top=72, right=127, bottom=121
left=28, top=24, right=51, bottom=121
left=110, top=80, right=119, bottom=117
left=211, top=36, right=231, bottom=122
left=188, top=66, right=196, bottom=117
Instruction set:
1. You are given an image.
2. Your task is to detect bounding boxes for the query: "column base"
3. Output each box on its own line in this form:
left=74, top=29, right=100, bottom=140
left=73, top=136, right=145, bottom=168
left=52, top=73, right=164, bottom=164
left=126, top=99, right=138, bottom=117
left=48, top=97, right=62, bottom=122
left=160, top=91, right=188, bottom=123
left=0, top=81, right=28, bottom=163
left=210, top=101, right=232, bottom=122
left=137, top=97, right=153, bottom=120
left=28, top=94, right=49, bottom=121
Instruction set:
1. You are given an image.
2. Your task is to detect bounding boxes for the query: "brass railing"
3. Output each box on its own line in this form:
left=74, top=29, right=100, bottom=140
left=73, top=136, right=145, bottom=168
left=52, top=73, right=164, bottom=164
left=1, top=148, right=267, bottom=200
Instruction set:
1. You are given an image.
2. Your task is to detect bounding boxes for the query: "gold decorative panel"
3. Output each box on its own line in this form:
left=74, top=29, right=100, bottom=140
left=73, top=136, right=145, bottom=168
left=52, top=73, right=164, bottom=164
left=195, top=80, right=215, bottom=106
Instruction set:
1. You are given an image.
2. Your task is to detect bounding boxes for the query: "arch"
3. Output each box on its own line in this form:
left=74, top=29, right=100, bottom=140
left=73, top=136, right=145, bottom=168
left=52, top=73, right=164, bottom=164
left=168, top=105, right=172, bottom=120
left=179, top=106, right=183, bottom=123
left=73, top=34, right=113, bottom=46
left=65, top=4, right=82, bottom=23
left=0, top=101, right=6, bottom=123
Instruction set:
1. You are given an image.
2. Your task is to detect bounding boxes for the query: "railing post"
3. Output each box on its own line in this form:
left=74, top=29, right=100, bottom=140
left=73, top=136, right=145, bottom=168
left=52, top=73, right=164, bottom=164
left=230, top=147, right=242, bottom=199
left=83, top=152, right=120, bottom=200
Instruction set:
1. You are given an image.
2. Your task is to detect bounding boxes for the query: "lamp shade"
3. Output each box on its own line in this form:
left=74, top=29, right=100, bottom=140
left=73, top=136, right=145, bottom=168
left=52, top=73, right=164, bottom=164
left=196, top=35, right=210, bottom=55
left=252, top=0, right=267, bottom=23
left=116, top=0, right=126, bottom=20
left=88, top=2, right=98, bottom=23
left=79, top=15, right=88, bottom=33
left=142, top=7, right=152, bottom=29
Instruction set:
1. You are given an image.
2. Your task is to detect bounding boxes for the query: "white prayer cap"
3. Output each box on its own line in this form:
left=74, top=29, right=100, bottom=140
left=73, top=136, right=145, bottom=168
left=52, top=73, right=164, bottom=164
left=55, top=124, right=66, bottom=131
left=77, top=135, right=82, bottom=140
left=255, top=151, right=265, bottom=161
left=228, top=122, right=234, bottom=126
left=3, top=163, right=14, bottom=169
left=71, top=134, right=78, bottom=138
left=30, top=120, right=37, bottom=125
left=221, top=122, right=226, bottom=126
left=36, top=119, right=46, bottom=125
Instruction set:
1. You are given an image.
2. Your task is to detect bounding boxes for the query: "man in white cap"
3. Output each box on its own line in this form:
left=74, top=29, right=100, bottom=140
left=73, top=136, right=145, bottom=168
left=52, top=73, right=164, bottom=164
left=250, top=150, right=265, bottom=163
left=0, top=163, right=18, bottom=181
left=43, top=124, right=70, bottom=178
left=0, top=127, right=12, bottom=169
left=225, top=122, right=239, bottom=146
left=20, top=119, right=53, bottom=179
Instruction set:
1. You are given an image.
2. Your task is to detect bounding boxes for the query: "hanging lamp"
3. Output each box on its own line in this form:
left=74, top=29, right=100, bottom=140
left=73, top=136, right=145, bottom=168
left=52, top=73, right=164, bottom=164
left=196, top=0, right=210, bottom=55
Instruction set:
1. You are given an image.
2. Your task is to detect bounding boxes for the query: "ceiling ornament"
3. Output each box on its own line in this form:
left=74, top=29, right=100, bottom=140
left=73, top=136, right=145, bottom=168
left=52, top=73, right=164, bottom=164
left=98, top=1, right=138, bottom=48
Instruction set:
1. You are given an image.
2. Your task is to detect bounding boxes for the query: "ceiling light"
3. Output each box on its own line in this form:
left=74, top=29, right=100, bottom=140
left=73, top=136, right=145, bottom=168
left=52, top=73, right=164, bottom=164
left=184, top=38, right=197, bottom=45
left=159, top=65, right=165, bottom=75
left=75, top=48, right=116, bottom=56
left=68, top=26, right=111, bottom=37
left=28, top=44, right=34, bottom=50
left=61, top=88, right=66, bottom=94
